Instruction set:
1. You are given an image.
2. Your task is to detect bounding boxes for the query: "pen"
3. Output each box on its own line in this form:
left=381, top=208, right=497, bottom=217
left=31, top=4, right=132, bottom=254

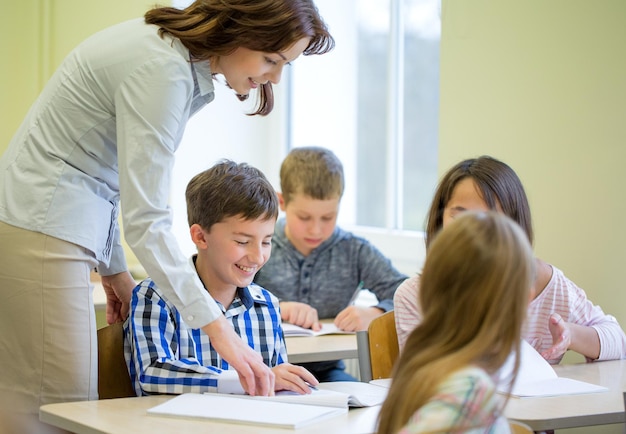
left=347, top=281, right=365, bottom=307
left=305, top=382, right=318, bottom=390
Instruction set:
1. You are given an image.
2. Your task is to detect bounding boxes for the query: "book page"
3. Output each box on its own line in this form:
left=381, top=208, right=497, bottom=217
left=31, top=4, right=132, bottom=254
left=206, top=380, right=388, bottom=408
left=369, top=378, right=392, bottom=388
left=317, top=381, right=388, bottom=407
left=234, top=388, right=350, bottom=408
left=282, top=322, right=355, bottom=337
left=497, top=340, right=607, bottom=397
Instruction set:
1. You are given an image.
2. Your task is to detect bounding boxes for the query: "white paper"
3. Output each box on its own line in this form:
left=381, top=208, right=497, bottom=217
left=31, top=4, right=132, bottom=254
left=215, top=369, right=245, bottom=395
left=148, top=393, right=347, bottom=429
left=282, top=322, right=355, bottom=337
left=497, top=340, right=608, bottom=397
left=369, top=378, right=392, bottom=389
left=317, top=381, right=388, bottom=407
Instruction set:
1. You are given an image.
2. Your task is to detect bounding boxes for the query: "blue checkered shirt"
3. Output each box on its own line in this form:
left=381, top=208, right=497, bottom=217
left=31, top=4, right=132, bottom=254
left=124, top=277, right=287, bottom=396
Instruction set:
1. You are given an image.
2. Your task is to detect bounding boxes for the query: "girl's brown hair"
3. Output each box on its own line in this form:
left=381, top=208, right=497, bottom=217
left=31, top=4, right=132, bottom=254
left=377, top=212, right=534, bottom=433
left=425, top=156, right=533, bottom=249
left=145, top=0, right=334, bottom=115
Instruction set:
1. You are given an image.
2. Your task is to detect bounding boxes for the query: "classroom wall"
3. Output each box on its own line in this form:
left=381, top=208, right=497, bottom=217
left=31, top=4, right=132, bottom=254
left=2, top=1, right=152, bottom=153
left=5, top=1, right=626, bottom=334
left=439, top=0, right=626, bottom=332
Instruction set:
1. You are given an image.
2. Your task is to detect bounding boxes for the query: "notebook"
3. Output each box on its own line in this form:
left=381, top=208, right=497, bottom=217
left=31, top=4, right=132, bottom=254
left=282, top=322, right=355, bottom=337
left=147, top=393, right=347, bottom=429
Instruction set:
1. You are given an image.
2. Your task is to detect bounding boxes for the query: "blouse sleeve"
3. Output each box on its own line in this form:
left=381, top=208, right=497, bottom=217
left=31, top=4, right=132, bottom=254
left=394, top=275, right=421, bottom=350
left=126, top=280, right=224, bottom=395
left=114, top=56, right=221, bottom=328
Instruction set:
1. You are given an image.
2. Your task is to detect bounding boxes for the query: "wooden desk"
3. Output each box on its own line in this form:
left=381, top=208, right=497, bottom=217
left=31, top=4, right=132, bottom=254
left=39, top=360, right=626, bottom=433
left=285, top=328, right=358, bottom=364
left=40, top=395, right=380, bottom=434
left=505, top=359, right=626, bottom=431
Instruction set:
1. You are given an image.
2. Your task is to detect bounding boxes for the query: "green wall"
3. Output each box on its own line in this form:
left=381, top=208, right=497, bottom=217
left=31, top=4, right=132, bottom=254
left=2, top=0, right=153, bottom=153
left=440, top=1, right=626, bottom=327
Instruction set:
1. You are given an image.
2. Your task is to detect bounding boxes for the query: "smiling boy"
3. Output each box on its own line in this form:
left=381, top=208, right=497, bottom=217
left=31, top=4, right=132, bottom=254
left=124, top=160, right=317, bottom=395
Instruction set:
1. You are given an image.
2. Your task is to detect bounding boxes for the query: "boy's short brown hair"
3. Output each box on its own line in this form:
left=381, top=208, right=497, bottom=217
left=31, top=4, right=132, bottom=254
left=279, top=146, right=344, bottom=204
left=186, top=159, right=278, bottom=230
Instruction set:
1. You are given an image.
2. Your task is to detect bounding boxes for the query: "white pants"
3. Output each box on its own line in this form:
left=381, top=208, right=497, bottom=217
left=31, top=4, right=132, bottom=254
left=0, top=221, right=98, bottom=433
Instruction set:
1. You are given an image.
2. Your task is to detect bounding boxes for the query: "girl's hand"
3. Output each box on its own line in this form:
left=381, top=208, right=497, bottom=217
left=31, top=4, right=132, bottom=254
left=540, top=313, right=571, bottom=361
left=280, top=302, right=321, bottom=331
left=272, top=363, right=318, bottom=395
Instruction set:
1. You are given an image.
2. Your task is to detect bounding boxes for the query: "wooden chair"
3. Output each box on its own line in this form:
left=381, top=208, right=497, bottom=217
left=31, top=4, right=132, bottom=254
left=97, top=321, right=136, bottom=399
left=356, top=310, right=399, bottom=382
left=508, top=420, right=533, bottom=433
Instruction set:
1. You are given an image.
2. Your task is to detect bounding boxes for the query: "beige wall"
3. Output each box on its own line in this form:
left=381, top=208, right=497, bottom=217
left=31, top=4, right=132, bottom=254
left=2, top=0, right=153, bottom=153
left=439, top=0, right=626, bottom=330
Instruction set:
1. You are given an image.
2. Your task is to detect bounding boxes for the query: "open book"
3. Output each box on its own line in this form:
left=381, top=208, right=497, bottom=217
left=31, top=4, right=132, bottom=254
left=148, top=393, right=347, bottom=429
left=208, top=368, right=389, bottom=406
left=210, top=381, right=388, bottom=408
left=282, top=322, right=355, bottom=337
left=496, top=340, right=608, bottom=398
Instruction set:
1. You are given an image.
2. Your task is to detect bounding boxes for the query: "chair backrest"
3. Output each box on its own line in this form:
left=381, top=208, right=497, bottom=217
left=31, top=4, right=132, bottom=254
left=508, top=420, right=533, bottom=433
left=97, top=321, right=136, bottom=399
left=357, top=310, right=399, bottom=382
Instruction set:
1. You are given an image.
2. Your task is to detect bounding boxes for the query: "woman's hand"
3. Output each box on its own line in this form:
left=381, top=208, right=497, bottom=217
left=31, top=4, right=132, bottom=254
left=203, top=317, right=275, bottom=396
left=100, top=271, right=136, bottom=324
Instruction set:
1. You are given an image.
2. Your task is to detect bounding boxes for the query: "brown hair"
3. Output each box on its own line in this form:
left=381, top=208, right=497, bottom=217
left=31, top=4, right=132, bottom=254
left=186, top=160, right=278, bottom=230
left=425, top=156, right=533, bottom=249
left=279, top=146, right=344, bottom=204
left=377, top=212, right=533, bottom=433
left=145, top=0, right=334, bottom=116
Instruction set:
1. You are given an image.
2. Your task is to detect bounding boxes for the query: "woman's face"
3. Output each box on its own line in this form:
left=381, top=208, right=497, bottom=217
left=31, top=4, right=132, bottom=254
left=442, top=178, right=494, bottom=228
left=212, top=37, right=310, bottom=99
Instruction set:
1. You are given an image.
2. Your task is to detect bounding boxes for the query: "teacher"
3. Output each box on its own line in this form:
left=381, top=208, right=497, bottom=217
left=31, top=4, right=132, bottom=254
left=0, top=0, right=333, bottom=431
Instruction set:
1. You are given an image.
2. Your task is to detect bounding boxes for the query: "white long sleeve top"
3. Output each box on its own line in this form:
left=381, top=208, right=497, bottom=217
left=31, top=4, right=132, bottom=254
left=0, top=18, right=221, bottom=327
left=394, top=266, right=626, bottom=363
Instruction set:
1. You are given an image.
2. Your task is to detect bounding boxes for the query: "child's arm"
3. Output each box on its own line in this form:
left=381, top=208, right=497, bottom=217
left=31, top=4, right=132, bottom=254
left=272, top=363, right=319, bottom=394
left=279, top=301, right=322, bottom=331
left=354, top=238, right=407, bottom=313
left=541, top=312, right=601, bottom=361
left=334, top=306, right=384, bottom=332
left=393, top=276, right=421, bottom=350
left=535, top=266, right=626, bottom=362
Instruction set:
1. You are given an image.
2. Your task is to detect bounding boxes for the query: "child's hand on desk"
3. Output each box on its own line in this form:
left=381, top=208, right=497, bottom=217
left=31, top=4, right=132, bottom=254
left=280, top=302, right=321, bottom=331
left=541, top=312, right=571, bottom=362
left=334, top=306, right=384, bottom=332
left=273, top=363, right=319, bottom=395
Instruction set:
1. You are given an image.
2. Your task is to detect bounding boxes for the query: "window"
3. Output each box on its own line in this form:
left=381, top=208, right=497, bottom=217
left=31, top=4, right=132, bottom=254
left=289, top=0, right=440, bottom=231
